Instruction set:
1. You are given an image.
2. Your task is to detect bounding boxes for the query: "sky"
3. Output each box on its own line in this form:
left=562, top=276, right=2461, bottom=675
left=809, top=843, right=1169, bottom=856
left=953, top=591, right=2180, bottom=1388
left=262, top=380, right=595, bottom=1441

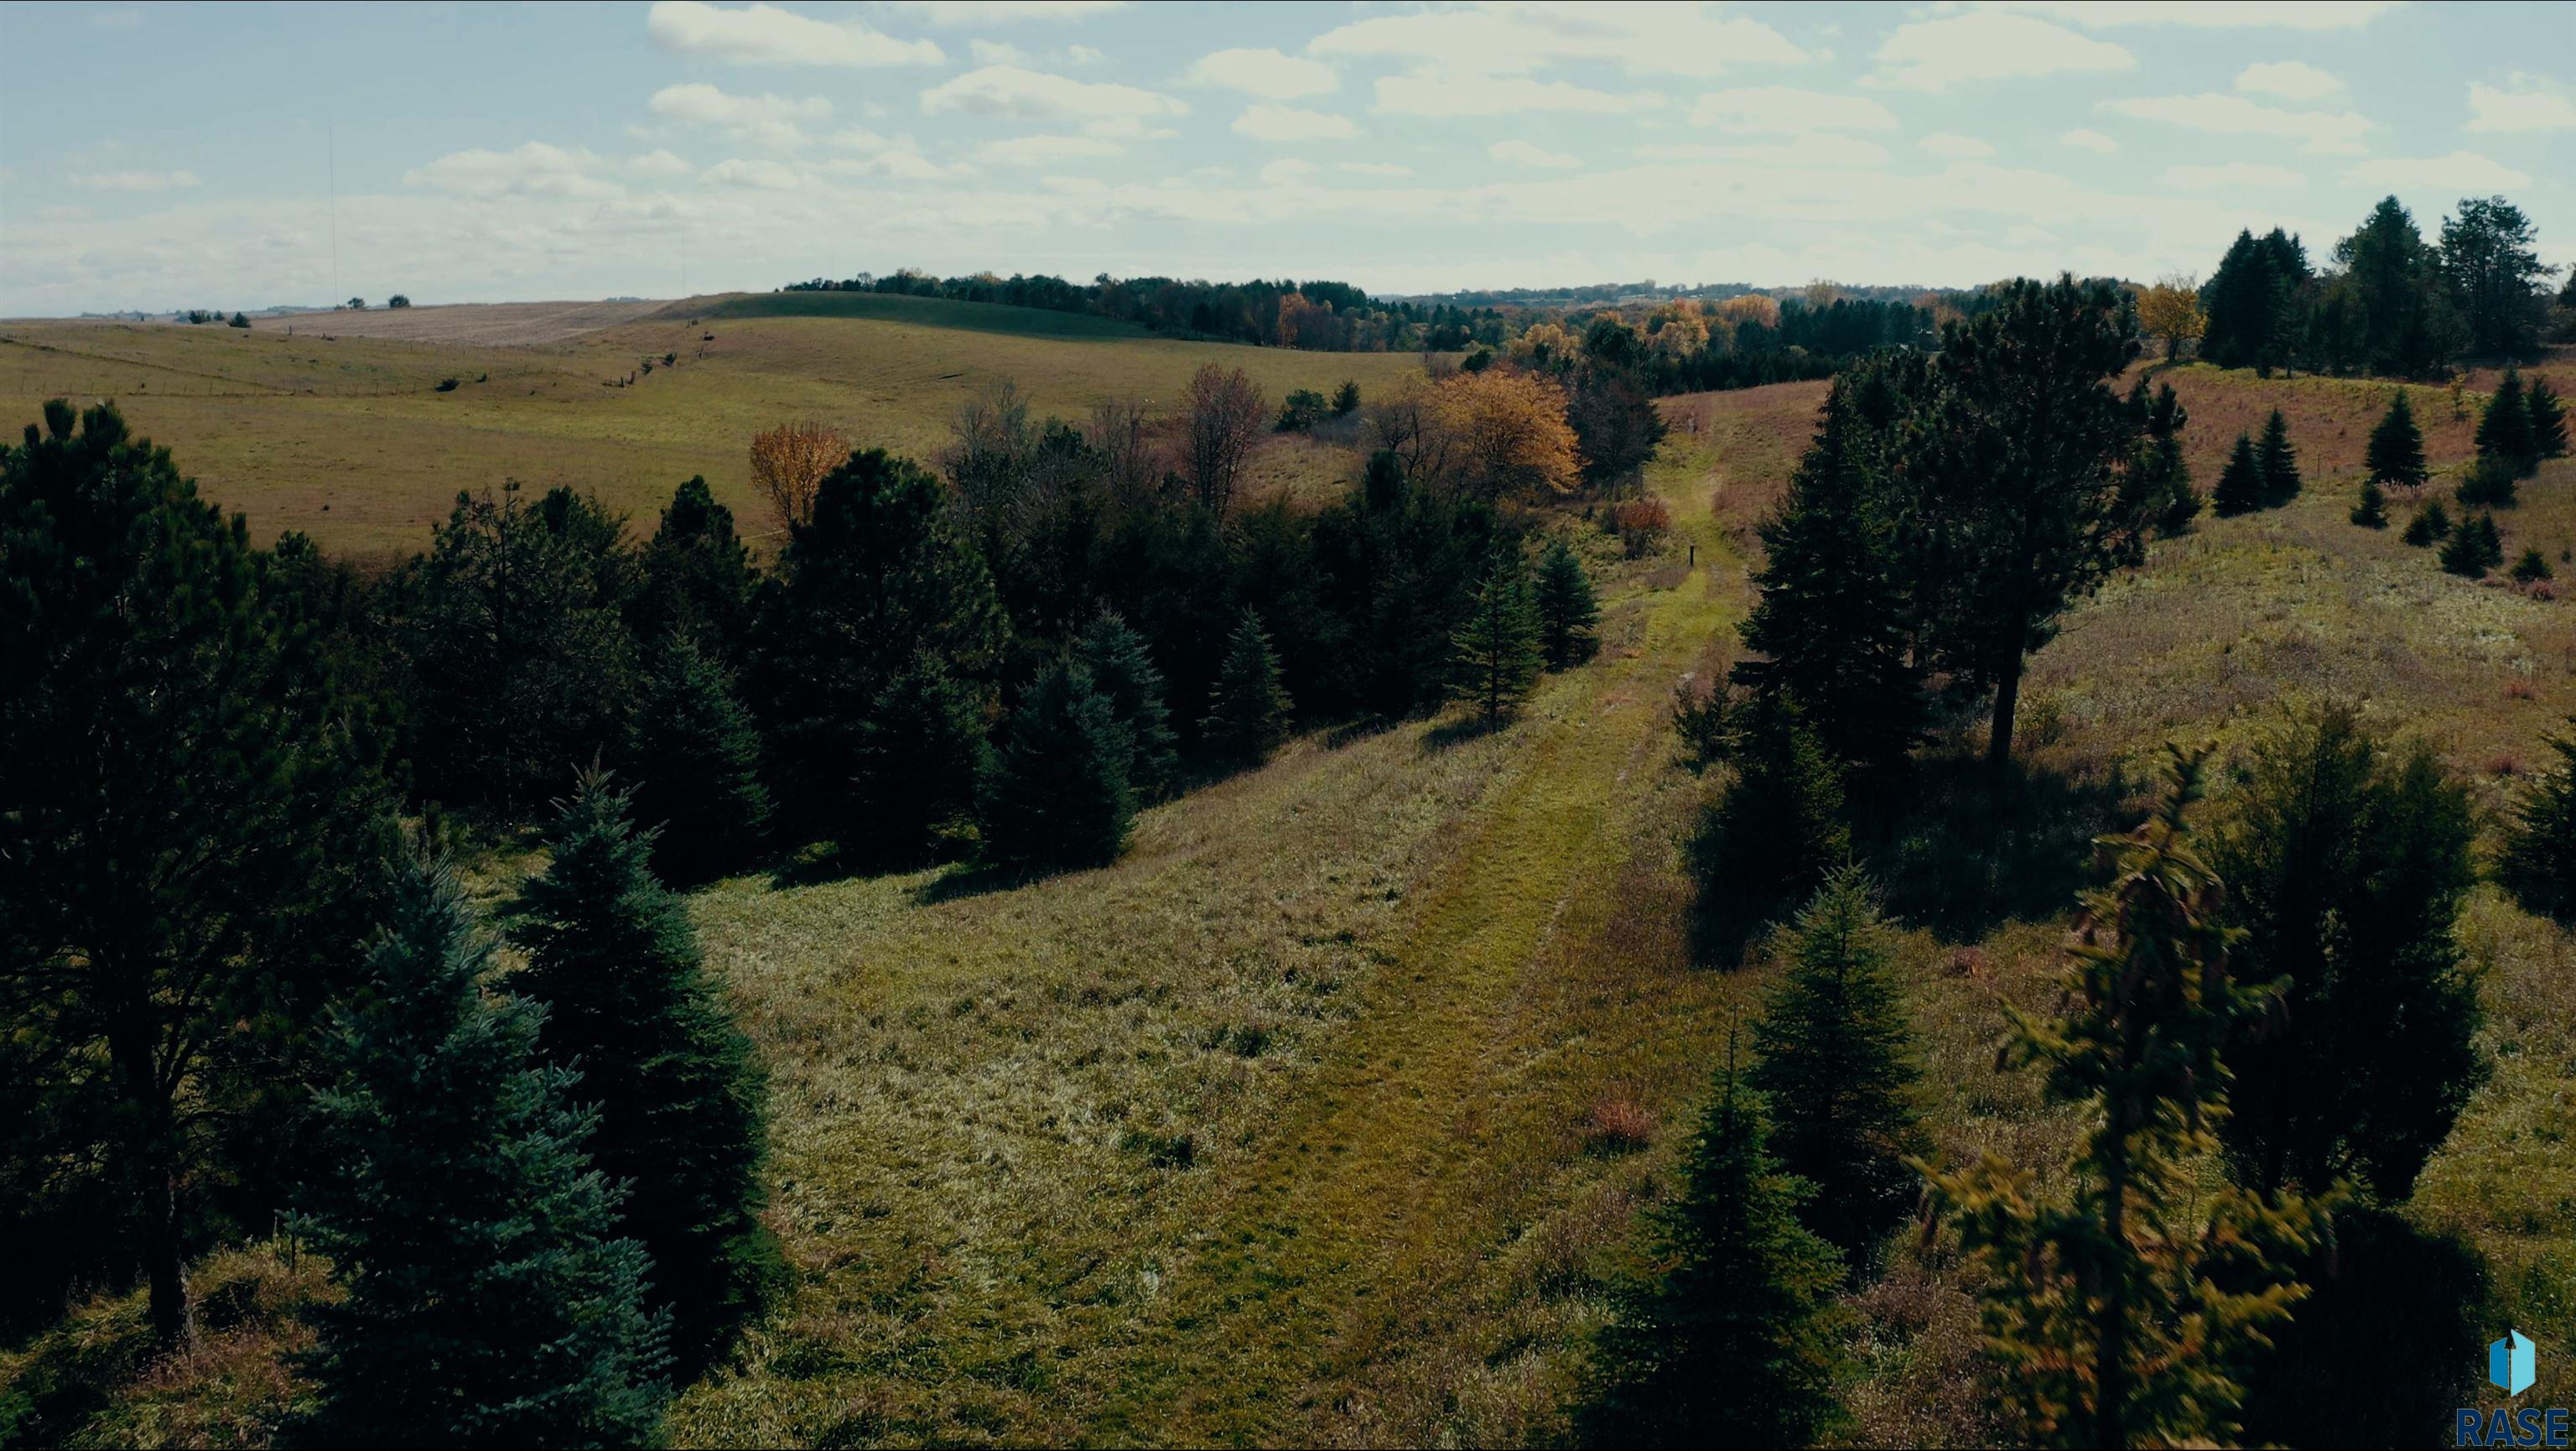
left=1, top=1, right=2571, bottom=315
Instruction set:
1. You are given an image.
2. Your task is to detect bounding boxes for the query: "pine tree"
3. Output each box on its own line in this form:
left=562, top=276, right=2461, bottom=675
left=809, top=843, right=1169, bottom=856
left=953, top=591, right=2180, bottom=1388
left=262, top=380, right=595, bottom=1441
left=296, top=853, right=670, bottom=1447
left=632, top=476, right=754, bottom=654
left=2439, top=512, right=2503, bottom=576
left=979, top=656, right=1136, bottom=868
left=2499, top=729, right=2576, bottom=924
left=1584, top=1039, right=1847, bottom=1448
left=1690, top=692, right=1850, bottom=953
left=2402, top=499, right=2452, bottom=547
left=2366, top=391, right=2429, bottom=491
left=1202, top=608, right=1294, bottom=762
left=2350, top=479, right=2389, bottom=528
left=1926, top=749, right=2313, bottom=1449
left=2527, top=377, right=2568, bottom=460
left=1746, top=870, right=1928, bottom=1266
left=2513, top=549, right=2554, bottom=584
left=2257, top=409, right=2302, bottom=507
left=1532, top=536, right=1601, bottom=668
left=2475, top=368, right=2539, bottom=478
left=2124, top=380, right=2198, bottom=538
left=630, top=632, right=771, bottom=884
left=512, top=775, right=778, bottom=1370
left=2455, top=453, right=2521, bottom=508
left=2212, top=433, right=2265, bottom=517
left=1075, top=611, right=1178, bottom=797
left=850, top=653, right=993, bottom=862
left=1448, top=545, right=1545, bottom=725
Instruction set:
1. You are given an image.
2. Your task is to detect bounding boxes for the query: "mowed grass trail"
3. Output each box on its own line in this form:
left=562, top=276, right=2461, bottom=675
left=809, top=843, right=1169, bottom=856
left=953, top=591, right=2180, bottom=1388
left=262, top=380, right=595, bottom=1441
left=0, top=296, right=1429, bottom=559
left=669, top=461, right=1748, bottom=1448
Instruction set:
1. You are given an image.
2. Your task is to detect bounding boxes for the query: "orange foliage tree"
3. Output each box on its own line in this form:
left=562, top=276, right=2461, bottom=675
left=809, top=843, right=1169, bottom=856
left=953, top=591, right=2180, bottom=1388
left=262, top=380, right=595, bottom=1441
left=750, top=420, right=849, bottom=533
left=2137, top=273, right=2207, bottom=361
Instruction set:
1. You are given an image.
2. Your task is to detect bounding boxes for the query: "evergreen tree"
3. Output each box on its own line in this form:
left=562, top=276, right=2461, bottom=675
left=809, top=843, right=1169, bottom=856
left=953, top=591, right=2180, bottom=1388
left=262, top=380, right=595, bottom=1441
left=2256, top=408, right=2302, bottom=507
left=633, top=476, right=755, bottom=654
left=630, top=632, right=771, bottom=885
left=2350, top=479, right=2388, bottom=528
left=2476, top=367, right=2541, bottom=477
left=2202, top=227, right=2312, bottom=374
left=1447, top=545, right=1544, bottom=725
left=2402, top=499, right=2453, bottom=547
left=2455, top=453, right=2521, bottom=508
left=2212, top=433, right=2265, bottom=517
left=2122, top=379, right=2198, bottom=539
left=2366, top=391, right=2428, bottom=491
left=2498, top=728, right=2576, bottom=924
left=2443, top=196, right=2549, bottom=360
left=851, top=653, right=993, bottom=861
left=2208, top=709, right=2484, bottom=1203
left=978, top=656, right=1136, bottom=868
left=1202, top=608, right=1293, bottom=762
left=1926, top=749, right=2313, bottom=1449
left=296, top=853, right=669, bottom=1447
left=1075, top=611, right=1178, bottom=796
left=1532, top=536, right=1601, bottom=668
left=1689, top=692, right=1849, bottom=953
left=2528, top=377, right=2569, bottom=460
left=1746, top=870, right=1927, bottom=1266
left=1736, top=357, right=1927, bottom=770
left=1584, top=1042, right=1847, bottom=1448
left=512, top=776, right=777, bottom=1369
left=2513, top=549, right=2554, bottom=584
left=2438, top=512, right=2503, bottom=576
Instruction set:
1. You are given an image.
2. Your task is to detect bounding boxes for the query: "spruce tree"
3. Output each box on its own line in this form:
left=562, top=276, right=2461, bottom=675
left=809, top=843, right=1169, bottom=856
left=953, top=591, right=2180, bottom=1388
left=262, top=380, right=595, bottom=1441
left=633, top=476, right=755, bottom=654
left=2475, top=368, right=2538, bottom=478
left=2124, top=380, right=2198, bottom=538
left=2528, top=377, right=2569, bottom=460
left=1203, top=608, right=1293, bottom=762
left=1075, top=611, right=1178, bottom=797
left=2513, top=549, right=2554, bottom=584
left=2212, top=433, right=2265, bottom=517
left=1447, top=545, right=1545, bottom=726
left=1746, top=870, right=1928, bottom=1266
left=297, top=853, right=670, bottom=1447
left=2366, top=391, right=2428, bottom=491
left=630, top=632, right=771, bottom=884
left=1532, top=536, right=1601, bottom=668
left=1584, top=1041, right=1847, bottom=1448
left=2499, top=729, right=2576, bottom=924
left=1689, top=692, right=1850, bottom=952
left=2439, top=512, right=2503, bottom=576
left=512, top=775, right=777, bottom=1369
left=1926, top=749, right=2313, bottom=1449
left=2402, top=499, right=2452, bottom=547
left=851, top=653, right=992, bottom=862
left=2256, top=408, right=2302, bottom=507
left=978, top=656, right=1136, bottom=868
left=2350, top=479, right=2389, bottom=528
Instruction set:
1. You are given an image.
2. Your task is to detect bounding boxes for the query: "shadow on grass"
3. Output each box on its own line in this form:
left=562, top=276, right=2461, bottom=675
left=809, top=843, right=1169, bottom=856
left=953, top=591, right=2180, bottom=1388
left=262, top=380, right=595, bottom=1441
left=1854, top=752, right=2133, bottom=942
left=911, top=861, right=1039, bottom=905
left=1419, top=711, right=1509, bottom=755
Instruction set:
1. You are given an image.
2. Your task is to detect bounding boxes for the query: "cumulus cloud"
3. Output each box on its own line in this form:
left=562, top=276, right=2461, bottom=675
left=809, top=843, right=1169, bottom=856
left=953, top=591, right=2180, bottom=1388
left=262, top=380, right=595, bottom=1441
left=2099, top=93, right=2372, bottom=153
left=892, top=1, right=1130, bottom=23
left=2344, top=151, right=2532, bottom=190
left=1232, top=104, right=1359, bottom=143
left=970, top=133, right=1124, bottom=167
left=2059, top=127, right=2119, bottom=153
left=2467, top=75, right=2576, bottom=133
left=2236, top=60, right=2344, bottom=100
left=922, top=64, right=1187, bottom=123
left=1919, top=133, right=1997, bottom=160
left=1635, top=135, right=1892, bottom=169
left=1373, top=71, right=1659, bottom=117
left=627, top=149, right=693, bottom=178
left=1185, top=46, right=1336, bottom=99
left=1260, top=158, right=1318, bottom=185
left=1689, top=86, right=1897, bottom=133
left=404, top=143, right=617, bottom=199
left=1982, top=2, right=2401, bottom=29
left=1309, top=5, right=1805, bottom=81
left=2162, top=162, right=2309, bottom=190
left=1489, top=139, right=1580, bottom=169
left=1339, top=161, right=1413, bottom=178
left=1873, top=13, right=2133, bottom=91
left=645, top=2, right=942, bottom=68
left=69, top=169, right=201, bottom=191
left=699, top=157, right=802, bottom=190
left=648, top=82, right=831, bottom=147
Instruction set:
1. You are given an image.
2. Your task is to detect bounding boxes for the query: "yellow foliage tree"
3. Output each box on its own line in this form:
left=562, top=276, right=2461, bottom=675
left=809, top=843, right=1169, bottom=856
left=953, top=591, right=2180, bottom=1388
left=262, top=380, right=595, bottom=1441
left=750, top=420, right=849, bottom=533
left=2138, top=273, right=2206, bottom=361
left=1441, top=368, right=1581, bottom=501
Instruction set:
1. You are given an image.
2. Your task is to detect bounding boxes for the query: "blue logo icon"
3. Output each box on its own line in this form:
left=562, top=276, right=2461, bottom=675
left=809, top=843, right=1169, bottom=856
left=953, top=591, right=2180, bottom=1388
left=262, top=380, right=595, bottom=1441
left=2494, top=1330, right=2538, bottom=1397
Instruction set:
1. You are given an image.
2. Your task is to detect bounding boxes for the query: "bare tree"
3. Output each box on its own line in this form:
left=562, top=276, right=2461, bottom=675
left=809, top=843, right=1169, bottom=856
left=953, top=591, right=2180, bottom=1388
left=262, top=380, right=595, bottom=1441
left=1087, top=396, right=1161, bottom=510
left=1182, top=363, right=1265, bottom=517
left=749, top=420, right=848, bottom=533
left=941, top=380, right=1036, bottom=528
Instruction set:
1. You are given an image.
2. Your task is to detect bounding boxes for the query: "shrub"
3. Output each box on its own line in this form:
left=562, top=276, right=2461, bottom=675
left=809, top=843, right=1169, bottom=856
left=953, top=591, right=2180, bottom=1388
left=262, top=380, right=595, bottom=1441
left=1275, top=388, right=1329, bottom=433
left=1613, top=496, right=1672, bottom=558
left=434, top=377, right=459, bottom=393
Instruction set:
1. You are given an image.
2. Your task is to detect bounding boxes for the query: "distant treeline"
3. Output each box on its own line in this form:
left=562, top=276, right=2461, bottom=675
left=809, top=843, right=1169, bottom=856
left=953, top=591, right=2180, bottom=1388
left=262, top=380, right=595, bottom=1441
left=782, top=268, right=1511, bottom=352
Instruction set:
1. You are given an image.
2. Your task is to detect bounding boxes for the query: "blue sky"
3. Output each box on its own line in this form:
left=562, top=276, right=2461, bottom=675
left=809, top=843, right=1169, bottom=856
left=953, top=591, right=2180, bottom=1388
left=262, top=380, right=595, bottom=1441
left=1, top=1, right=2570, bottom=314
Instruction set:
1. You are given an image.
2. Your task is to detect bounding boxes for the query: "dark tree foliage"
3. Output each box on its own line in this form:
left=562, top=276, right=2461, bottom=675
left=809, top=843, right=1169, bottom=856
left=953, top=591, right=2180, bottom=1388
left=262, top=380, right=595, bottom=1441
left=2121, top=378, right=2198, bottom=541
left=1202, top=608, right=1294, bottom=762
left=2208, top=709, right=2483, bottom=1203
left=2350, top=480, right=2388, bottom=529
left=2212, top=434, right=2265, bottom=517
left=979, top=655, right=1136, bottom=869
left=2513, top=548, right=2554, bottom=584
left=629, top=632, right=771, bottom=885
left=295, top=853, right=669, bottom=1448
left=2256, top=409, right=2302, bottom=507
left=2455, top=454, right=2520, bottom=508
left=2402, top=499, right=2453, bottom=547
left=2321, top=196, right=2463, bottom=378
left=2443, top=195, right=2550, bottom=360
left=1583, top=1048, right=1846, bottom=1448
left=402, top=481, right=641, bottom=814
left=1532, top=537, right=1601, bottom=668
left=1568, top=366, right=1667, bottom=491
left=1447, top=544, right=1544, bottom=725
left=1690, top=692, right=1850, bottom=955
left=1076, top=611, right=1178, bottom=796
left=510, top=776, right=777, bottom=1366
left=1902, top=276, right=2144, bottom=767
left=2438, top=512, right=2503, bottom=576
left=1746, top=871, right=1927, bottom=1266
left=747, top=449, right=1007, bottom=850
left=2529, top=377, right=2569, bottom=460
left=2475, top=367, right=2540, bottom=477
left=2499, top=728, right=2576, bottom=924
left=633, top=476, right=755, bottom=654
left=2203, top=227, right=2311, bottom=374
left=0, top=400, right=394, bottom=1345
left=1300, top=450, right=1505, bottom=718
left=1736, top=357, right=1926, bottom=770
left=2366, top=390, right=2428, bottom=491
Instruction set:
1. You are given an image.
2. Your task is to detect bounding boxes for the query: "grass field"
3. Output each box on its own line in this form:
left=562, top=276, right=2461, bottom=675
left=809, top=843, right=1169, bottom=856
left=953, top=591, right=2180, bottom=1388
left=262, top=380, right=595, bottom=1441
left=0, top=294, right=1431, bottom=559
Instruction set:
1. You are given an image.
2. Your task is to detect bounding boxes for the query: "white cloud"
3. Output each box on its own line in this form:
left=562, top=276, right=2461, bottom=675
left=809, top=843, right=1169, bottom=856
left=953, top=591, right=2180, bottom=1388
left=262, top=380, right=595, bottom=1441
left=1185, top=46, right=1337, bottom=99
left=648, top=82, right=831, bottom=147
left=1067, top=44, right=1105, bottom=65
left=69, top=169, right=200, bottom=192
left=2162, top=162, right=2309, bottom=190
left=1232, top=104, right=1359, bottom=143
left=1874, top=13, right=2133, bottom=91
left=893, top=1, right=1130, bottom=23
left=2236, top=60, right=2344, bottom=100
left=922, top=64, right=1187, bottom=122
left=1920, top=133, right=1997, bottom=159
left=1983, top=2, right=2401, bottom=29
left=1260, top=158, right=1318, bottom=186
left=628, top=149, right=693, bottom=178
left=2467, top=75, right=2576, bottom=133
left=403, top=143, right=615, bottom=199
left=969, top=39, right=1030, bottom=65
left=2344, top=150, right=2533, bottom=190
left=1339, top=161, right=1413, bottom=178
left=2101, top=93, right=2372, bottom=153
left=1373, top=71, right=1659, bottom=117
left=1689, top=86, right=1897, bottom=133
left=2060, top=127, right=2119, bottom=153
left=1489, top=139, right=1581, bottom=169
left=970, top=133, right=1124, bottom=167
left=818, top=150, right=948, bottom=180
left=699, top=157, right=802, bottom=190
left=645, top=3, right=942, bottom=68
left=1309, top=5, right=1807, bottom=81
left=1636, top=136, right=1891, bottom=169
